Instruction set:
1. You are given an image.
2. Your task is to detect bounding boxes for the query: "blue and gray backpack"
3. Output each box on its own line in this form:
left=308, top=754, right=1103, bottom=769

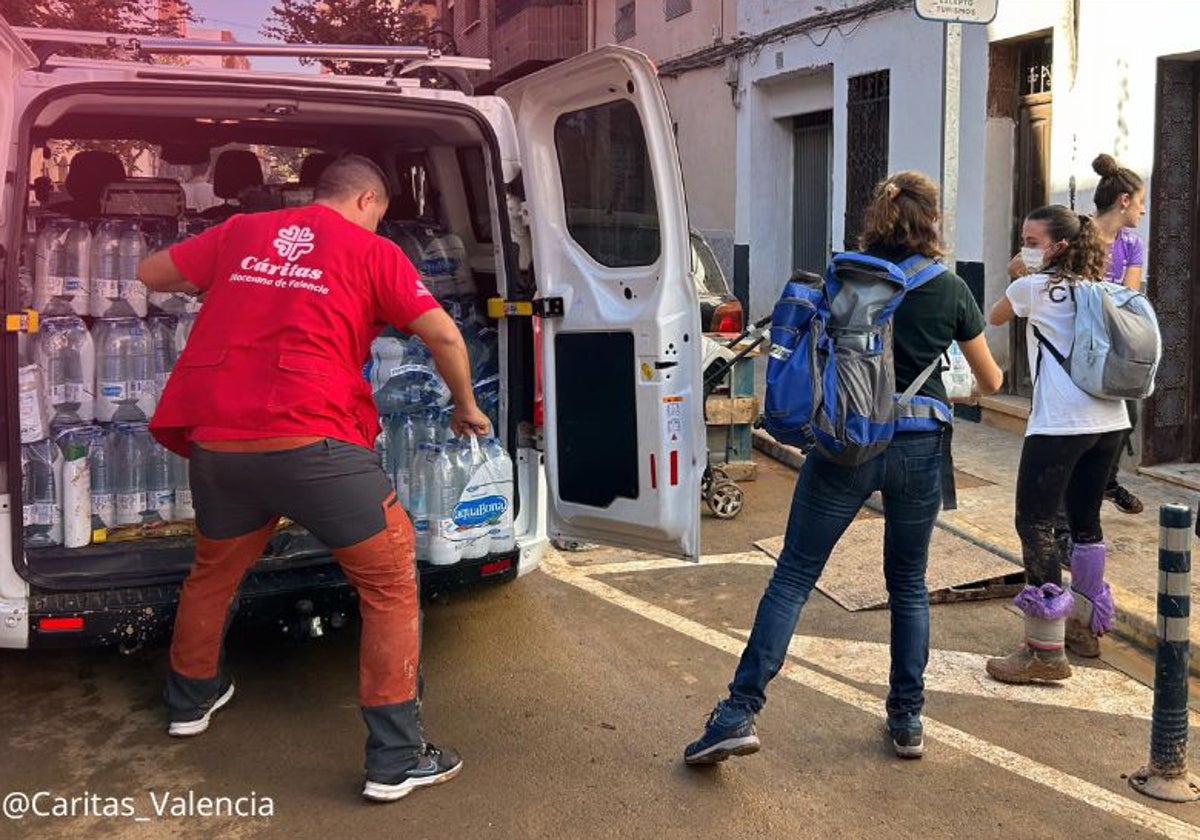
left=1032, top=279, right=1161, bottom=400
left=763, top=253, right=952, bottom=467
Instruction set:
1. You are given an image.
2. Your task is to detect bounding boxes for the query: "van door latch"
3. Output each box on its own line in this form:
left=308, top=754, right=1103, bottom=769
left=4, top=309, right=39, bottom=334
left=532, top=297, right=564, bottom=318
left=486, top=297, right=564, bottom=319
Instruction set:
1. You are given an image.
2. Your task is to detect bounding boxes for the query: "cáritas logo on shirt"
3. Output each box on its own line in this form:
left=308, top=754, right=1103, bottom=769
left=237, top=225, right=324, bottom=280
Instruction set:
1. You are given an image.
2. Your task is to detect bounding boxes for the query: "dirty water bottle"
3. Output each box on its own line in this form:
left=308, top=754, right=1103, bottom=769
left=57, top=427, right=92, bottom=549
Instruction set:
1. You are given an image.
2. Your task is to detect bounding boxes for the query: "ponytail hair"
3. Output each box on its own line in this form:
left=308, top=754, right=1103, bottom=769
left=1092, top=153, right=1143, bottom=213
left=1026, top=204, right=1107, bottom=280
left=858, top=170, right=944, bottom=259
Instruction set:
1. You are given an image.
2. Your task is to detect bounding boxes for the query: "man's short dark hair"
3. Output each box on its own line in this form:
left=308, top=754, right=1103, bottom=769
left=314, top=154, right=390, bottom=202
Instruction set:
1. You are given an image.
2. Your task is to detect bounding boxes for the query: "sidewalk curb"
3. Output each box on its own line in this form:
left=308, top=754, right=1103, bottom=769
left=750, top=429, right=1199, bottom=677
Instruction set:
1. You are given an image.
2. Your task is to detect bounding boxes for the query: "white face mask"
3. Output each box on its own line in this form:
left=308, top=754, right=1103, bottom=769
left=1020, top=247, right=1045, bottom=271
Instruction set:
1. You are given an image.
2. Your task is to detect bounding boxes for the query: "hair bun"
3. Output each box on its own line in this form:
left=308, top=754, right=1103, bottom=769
left=1092, top=153, right=1120, bottom=177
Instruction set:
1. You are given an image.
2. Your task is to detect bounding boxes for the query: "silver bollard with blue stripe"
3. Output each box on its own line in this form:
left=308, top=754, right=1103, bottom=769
left=1129, top=503, right=1200, bottom=802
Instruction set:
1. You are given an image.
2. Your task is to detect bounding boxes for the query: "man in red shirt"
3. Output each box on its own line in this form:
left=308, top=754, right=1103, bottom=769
left=138, top=155, right=489, bottom=802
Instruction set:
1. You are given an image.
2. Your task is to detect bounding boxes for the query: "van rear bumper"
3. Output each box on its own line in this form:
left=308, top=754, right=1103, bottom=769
left=26, top=550, right=520, bottom=649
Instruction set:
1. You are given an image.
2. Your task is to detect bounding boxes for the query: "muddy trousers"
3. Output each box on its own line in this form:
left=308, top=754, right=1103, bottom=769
left=163, top=439, right=425, bottom=777
left=1014, top=431, right=1124, bottom=587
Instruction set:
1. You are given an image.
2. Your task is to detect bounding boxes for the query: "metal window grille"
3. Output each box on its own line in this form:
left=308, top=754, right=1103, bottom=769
left=665, top=0, right=691, bottom=21
left=844, top=70, right=889, bottom=250
left=1019, top=36, right=1052, bottom=96
left=615, top=1, right=636, bottom=41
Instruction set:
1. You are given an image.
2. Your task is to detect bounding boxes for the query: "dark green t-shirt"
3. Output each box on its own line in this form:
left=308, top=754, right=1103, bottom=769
left=868, top=251, right=987, bottom=405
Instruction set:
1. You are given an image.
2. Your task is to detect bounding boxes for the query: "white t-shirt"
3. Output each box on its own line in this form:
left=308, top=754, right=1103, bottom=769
left=1006, top=273, right=1131, bottom=437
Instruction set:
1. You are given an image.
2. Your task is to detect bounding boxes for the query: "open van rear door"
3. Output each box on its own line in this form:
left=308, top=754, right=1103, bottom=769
left=499, top=47, right=703, bottom=561
left=0, top=17, right=36, bottom=230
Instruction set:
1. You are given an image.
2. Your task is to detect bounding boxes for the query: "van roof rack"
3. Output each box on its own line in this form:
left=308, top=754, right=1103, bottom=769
left=12, top=26, right=490, bottom=77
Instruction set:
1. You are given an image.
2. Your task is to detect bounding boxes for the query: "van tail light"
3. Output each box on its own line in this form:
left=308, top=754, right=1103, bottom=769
left=711, top=301, right=744, bottom=335
left=532, top=317, right=544, bottom=429
left=481, top=558, right=513, bottom=577
left=39, top=616, right=84, bottom=632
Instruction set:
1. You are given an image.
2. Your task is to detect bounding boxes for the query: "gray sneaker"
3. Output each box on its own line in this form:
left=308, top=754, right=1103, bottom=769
left=890, top=721, right=924, bottom=759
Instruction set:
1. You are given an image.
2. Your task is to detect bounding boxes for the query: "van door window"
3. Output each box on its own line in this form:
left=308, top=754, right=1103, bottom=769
left=554, top=100, right=660, bottom=268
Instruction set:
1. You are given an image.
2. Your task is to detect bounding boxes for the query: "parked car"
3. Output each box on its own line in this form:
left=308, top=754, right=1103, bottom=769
left=691, top=230, right=743, bottom=335
left=0, top=19, right=705, bottom=648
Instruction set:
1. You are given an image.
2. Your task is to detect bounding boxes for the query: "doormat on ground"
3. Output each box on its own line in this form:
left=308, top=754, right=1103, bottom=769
left=754, top=520, right=1023, bottom=611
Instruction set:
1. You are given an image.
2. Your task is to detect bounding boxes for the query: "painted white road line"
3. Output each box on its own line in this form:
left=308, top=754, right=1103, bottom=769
left=564, top=550, right=775, bottom=578
left=726, top=630, right=1199, bottom=723
left=542, top=557, right=1200, bottom=840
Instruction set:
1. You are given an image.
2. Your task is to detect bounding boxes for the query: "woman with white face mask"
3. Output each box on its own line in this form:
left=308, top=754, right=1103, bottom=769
left=986, top=205, right=1130, bottom=682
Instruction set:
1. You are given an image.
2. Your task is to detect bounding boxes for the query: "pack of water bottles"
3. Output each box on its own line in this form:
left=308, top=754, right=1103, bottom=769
left=368, top=289, right=510, bottom=564
left=18, top=212, right=203, bottom=549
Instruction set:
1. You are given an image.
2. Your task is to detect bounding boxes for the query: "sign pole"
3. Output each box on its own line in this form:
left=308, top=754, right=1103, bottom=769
left=940, top=20, right=961, bottom=272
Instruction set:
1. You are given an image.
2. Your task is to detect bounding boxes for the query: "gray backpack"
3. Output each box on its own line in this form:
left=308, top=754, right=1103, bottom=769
left=1033, top=279, right=1161, bottom=400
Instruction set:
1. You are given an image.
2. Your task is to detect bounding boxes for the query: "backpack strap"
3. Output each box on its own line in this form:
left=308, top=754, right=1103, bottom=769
left=1031, top=324, right=1068, bottom=367
left=896, top=355, right=944, bottom=408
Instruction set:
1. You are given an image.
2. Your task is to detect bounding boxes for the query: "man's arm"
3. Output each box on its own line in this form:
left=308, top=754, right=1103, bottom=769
left=137, top=250, right=201, bottom=294
left=406, top=308, right=491, bottom=437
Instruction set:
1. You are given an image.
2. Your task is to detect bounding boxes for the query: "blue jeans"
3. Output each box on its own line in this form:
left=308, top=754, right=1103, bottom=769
left=729, top=430, right=944, bottom=729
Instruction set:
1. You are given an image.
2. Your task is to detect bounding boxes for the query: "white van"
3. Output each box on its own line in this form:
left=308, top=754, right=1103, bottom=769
left=0, top=20, right=703, bottom=649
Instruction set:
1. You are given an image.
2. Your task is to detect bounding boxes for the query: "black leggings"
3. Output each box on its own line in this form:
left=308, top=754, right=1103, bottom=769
left=1015, top=431, right=1125, bottom=587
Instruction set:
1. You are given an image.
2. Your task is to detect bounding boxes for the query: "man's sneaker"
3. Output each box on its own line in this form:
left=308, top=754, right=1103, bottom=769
left=362, top=744, right=463, bottom=802
left=1105, top=485, right=1144, bottom=515
left=683, top=699, right=760, bottom=766
left=890, top=721, right=924, bottom=759
left=168, top=681, right=234, bottom=737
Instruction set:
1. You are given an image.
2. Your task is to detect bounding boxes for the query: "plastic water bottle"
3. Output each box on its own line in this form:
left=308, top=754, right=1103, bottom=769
left=390, top=413, right=416, bottom=508
left=96, top=317, right=153, bottom=423
left=90, top=426, right=115, bottom=530
left=112, top=422, right=148, bottom=526
left=175, top=311, right=197, bottom=355
left=35, top=219, right=91, bottom=315
left=170, top=452, right=194, bottom=521
left=481, top=437, right=516, bottom=552
left=453, top=436, right=490, bottom=561
left=18, top=363, right=49, bottom=444
left=117, top=221, right=148, bottom=317
left=428, top=444, right=460, bottom=566
left=57, top=427, right=92, bottom=548
left=21, top=439, right=60, bottom=547
left=145, top=439, right=174, bottom=522
left=148, top=314, right=178, bottom=400
left=39, top=315, right=93, bottom=428
left=90, top=219, right=124, bottom=317
left=410, top=442, right=438, bottom=562
left=18, top=229, right=35, bottom=310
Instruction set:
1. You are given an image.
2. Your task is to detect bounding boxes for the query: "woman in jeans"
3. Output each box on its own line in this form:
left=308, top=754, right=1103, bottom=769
left=986, top=205, right=1129, bottom=680
left=683, top=171, right=1002, bottom=764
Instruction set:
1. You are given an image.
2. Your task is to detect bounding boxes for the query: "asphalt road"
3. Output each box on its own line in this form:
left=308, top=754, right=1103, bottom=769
left=2, top=456, right=1199, bottom=839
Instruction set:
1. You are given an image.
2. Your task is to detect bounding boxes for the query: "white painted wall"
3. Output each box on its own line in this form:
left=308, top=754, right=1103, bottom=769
left=733, top=4, right=990, bottom=320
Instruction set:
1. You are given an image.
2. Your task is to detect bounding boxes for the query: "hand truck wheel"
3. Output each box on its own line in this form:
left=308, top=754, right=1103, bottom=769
left=706, top=480, right=744, bottom=519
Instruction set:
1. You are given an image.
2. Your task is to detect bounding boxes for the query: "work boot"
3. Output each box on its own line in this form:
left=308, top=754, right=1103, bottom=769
left=986, top=583, right=1074, bottom=684
left=986, top=644, right=1072, bottom=683
left=1065, top=616, right=1101, bottom=658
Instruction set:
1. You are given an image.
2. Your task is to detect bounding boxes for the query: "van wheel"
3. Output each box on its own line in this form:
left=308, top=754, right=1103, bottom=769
left=706, top=481, right=743, bottom=519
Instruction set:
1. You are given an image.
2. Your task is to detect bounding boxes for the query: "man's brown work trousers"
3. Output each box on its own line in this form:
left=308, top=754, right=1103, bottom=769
left=164, top=437, right=426, bottom=775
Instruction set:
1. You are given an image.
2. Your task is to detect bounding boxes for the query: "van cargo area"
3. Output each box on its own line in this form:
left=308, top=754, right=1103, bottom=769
left=9, top=85, right=536, bottom=645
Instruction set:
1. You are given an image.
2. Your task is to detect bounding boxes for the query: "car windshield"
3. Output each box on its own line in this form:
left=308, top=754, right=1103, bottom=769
left=690, top=234, right=729, bottom=296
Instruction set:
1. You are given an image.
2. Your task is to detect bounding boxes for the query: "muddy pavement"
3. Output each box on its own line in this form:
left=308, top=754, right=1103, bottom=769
left=1, top=456, right=1198, bottom=839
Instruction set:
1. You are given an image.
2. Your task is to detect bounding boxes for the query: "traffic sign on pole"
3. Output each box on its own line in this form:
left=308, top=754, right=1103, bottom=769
left=915, top=0, right=998, bottom=25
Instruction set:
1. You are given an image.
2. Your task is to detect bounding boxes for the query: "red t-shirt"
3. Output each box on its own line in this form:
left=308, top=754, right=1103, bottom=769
left=150, top=204, right=440, bottom=456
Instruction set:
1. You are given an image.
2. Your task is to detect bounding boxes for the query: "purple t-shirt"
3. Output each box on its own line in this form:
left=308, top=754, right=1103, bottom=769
left=1105, top=227, right=1145, bottom=284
